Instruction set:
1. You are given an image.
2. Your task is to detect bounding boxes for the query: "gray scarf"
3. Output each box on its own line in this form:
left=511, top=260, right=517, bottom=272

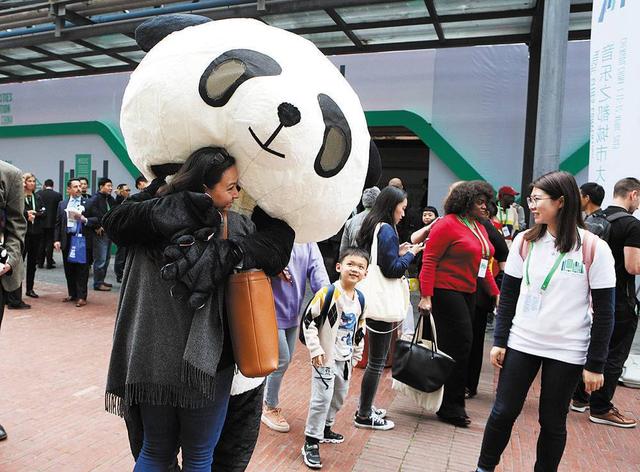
left=105, top=211, right=255, bottom=416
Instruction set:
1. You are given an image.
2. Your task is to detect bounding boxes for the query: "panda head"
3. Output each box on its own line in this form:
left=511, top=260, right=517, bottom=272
left=121, top=14, right=381, bottom=242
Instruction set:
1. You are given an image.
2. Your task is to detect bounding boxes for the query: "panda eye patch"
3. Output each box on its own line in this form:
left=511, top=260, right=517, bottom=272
left=199, top=49, right=282, bottom=107
left=314, top=94, right=352, bottom=178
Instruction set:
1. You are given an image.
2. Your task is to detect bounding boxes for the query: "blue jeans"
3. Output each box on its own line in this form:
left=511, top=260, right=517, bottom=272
left=264, top=326, right=298, bottom=408
left=93, top=232, right=111, bottom=287
left=477, top=348, right=582, bottom=472
left=134, top=367, right=234, bottom=472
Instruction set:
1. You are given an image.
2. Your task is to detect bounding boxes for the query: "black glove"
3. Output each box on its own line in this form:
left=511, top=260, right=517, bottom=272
left=103, top=191, right=221, bottom=246
left=234, top=206, right=295, bottom=276
left=161, top=234, right=242, bottom=310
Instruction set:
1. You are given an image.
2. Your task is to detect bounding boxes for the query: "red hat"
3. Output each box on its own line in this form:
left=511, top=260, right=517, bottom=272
left=498, top=185, right=519, bottom=197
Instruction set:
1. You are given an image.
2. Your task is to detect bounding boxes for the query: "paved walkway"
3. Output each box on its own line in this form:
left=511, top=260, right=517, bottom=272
left=0, top=266, right=639, bottom=471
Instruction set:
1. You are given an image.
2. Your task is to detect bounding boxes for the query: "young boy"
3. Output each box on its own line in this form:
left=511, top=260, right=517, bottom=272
left=301, top=247, right=369, bottom=469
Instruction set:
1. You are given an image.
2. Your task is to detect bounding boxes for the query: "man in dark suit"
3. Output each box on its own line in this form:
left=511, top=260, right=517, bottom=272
left=54, top=178, right=98, bottom=308
left=36, top=179, right=62, bottom=269
left=0, top=160, right=27, bottom=440
left=88, top=177, right=116, bottom=291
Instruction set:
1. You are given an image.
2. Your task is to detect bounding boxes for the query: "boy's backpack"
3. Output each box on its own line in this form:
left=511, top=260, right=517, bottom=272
left=298, top=284, right=365, bottom=345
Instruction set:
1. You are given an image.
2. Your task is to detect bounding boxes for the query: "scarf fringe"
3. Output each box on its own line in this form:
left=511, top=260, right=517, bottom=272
left=181, top=359, right=217, bottom=400
left=105, top=378, right=213, bottom=418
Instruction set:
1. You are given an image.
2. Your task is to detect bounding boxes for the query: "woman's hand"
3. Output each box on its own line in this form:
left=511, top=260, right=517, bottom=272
left=418, top=296, right=432, bottom=313
left=409, top=242, right=424, bottom=256
left=583, top=369, right=604, bottom=394
left=399, top=242, right=412, bottom=256
left=311, top=354, right=325, bottom=367
left=490, top=347, right=506, bottom=369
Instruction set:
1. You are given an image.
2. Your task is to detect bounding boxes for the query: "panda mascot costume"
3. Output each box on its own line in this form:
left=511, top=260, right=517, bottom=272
left=103, top=14, right=381, bottom=471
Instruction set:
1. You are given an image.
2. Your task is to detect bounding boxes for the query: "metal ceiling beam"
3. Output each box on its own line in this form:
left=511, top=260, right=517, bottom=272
left=26, top=45, right=99, bottom=71
left=0, top=52, right=55, bottom=74
left=423, top=0, right=444, bottom=42
left=321, top=33, right=532, bottom=55
left=325, top=8, right=364, bottom=50
left=74, top=39, right=138, bottom=66
left=0, top=63, right=135, bottom=84
left=0, top=0, right=403, bottom=49
left=18, top=45, right=140, bottom=64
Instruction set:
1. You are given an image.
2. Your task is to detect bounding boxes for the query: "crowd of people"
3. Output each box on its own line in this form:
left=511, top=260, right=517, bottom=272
left=3, top=173, right=146, bottom=310
left=0, top=156, right=638, bottom=472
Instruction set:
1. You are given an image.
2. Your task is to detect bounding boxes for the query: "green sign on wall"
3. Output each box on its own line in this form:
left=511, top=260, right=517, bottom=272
left=75, top=153, right=91, bottom=180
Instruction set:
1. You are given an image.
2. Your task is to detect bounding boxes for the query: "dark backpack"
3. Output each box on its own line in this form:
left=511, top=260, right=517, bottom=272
left=298, top=284, right=365, bottom=345
left=585, top=210, right=634, bottom=242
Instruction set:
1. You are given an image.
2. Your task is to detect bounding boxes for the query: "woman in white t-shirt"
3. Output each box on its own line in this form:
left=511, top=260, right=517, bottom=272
left=475, top=171, right=616, bottom=472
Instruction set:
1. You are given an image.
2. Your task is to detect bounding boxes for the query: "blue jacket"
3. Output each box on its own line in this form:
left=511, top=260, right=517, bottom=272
left=376, top=223, right=414, bottom=278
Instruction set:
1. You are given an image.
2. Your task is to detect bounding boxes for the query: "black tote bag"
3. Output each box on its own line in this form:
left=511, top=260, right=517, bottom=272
left=392, top=311, right=455, bottom=393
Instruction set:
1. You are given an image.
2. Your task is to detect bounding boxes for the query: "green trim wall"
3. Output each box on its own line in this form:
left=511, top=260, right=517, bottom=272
left=0, top=114, right=589, bottom=183
left=0, top=120, right=139, bottom=179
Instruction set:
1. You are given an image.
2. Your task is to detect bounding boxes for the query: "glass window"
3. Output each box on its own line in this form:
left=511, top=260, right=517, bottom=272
left=264, top=11, right=334, bottom=29
left=0, top=64, right=42, bottom=76
left=75, top=55, right=127, bottom=68
left=37, top=60, right=84, bottom=72
left=336, top=1, right=428, bottom=23
left=434, top=0, right=535, bottom=15
left=119, top=50, right=147, bottom=62
left=442, top=17, right=532, bottom=39
left=569, top=11, right=591, bottom=31
left=85, top=34, right=138, bottom=49
left=39, top=41, right=92, bottom=55
left=1, top=48, right=46, bottom=60
left=358, top=24, right=438, bottom=44
left=301, top=31, right=354, bottom=48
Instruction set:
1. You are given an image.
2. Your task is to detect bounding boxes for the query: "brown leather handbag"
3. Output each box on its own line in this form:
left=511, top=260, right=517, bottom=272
left=223, top=213, right=279, bottom=378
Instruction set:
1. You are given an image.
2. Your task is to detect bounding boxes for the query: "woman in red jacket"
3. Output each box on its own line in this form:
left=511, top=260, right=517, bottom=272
left=418, top=181, right=499, bottom=427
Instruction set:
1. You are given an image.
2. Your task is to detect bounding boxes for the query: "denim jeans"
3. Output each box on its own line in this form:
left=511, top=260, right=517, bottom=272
left=134, top=367, right=234, bottom=472
left=357, top=319, right=393, bottom=418
left=264, top=326, right=298, bottom=408
left=93, top=232, right=111, bottom=288
left=477, top=348, right=582, bottom=472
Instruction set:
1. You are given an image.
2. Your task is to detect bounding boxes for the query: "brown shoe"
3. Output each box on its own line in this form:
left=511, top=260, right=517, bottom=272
left=590, top=407, right=637, bottom=428
left=261, top=404, right=290, bottom=432
left=62, top=296, right=77, bottom=303
left=94, top=284, right=111, bottom=292
left=75, top=299, right=87, bottom=307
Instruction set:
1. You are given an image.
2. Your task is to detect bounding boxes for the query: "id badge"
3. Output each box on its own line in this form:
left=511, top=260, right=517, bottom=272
left=501, top=226, right=511, bottom=237
left=522, top=291, right=542, bottom=317
left=478, top=258, right=489, bottom=278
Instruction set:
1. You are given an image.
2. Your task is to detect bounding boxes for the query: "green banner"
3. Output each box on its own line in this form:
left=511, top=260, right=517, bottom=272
left=75, top=153, right=91, bottom=180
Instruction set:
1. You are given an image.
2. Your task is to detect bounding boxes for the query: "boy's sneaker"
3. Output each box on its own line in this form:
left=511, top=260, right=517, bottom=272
left=372, top=405, right=387, bottom=419
left=320, top=427, right=344, bottom=444
left=354, top=412, right=395, bottom=430
left=261, top=404, right=290, bottom=432
left=589, top=407, right=637, bottom=428
left=570, top=400, right=589, bottom=413
left=301, top=441, right=322, bottom=469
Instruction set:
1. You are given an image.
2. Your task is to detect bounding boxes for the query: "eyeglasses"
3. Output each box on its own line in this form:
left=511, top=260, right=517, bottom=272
left=526, top=196, right=553, bottom=207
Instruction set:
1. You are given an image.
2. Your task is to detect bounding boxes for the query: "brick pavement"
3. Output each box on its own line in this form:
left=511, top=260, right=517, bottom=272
left=0, top=277, right=639, bottom=471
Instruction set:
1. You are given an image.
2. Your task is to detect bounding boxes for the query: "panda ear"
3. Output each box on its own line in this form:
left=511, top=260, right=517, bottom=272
left=365, top=139, right=382, bottom=188
left=135, top=14, right=212, bottom=52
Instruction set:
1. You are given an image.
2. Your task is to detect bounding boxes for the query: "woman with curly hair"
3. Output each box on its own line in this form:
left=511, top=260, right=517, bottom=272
left=418, top=180, right=500, bottom=427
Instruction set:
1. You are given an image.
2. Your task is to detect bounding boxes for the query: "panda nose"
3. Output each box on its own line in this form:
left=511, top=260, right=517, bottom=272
left=278, top=102, right=301, bottom=127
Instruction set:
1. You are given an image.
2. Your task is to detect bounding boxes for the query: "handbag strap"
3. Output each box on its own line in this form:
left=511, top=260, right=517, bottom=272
left=222, top=211, right=228, bottom=240
left=370, top=223, right=382, bottom=266
left=412, top=310, right=439, bottom=353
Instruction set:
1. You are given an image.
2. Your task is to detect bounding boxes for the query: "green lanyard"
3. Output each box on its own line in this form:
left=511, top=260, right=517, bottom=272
left=524, top=242, right=566, bottom=291
left=458, top=217, right=490, bottom=258
left=497, top=204, right=508, bottom=225
left=25, top=194, right=35, bottom=210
